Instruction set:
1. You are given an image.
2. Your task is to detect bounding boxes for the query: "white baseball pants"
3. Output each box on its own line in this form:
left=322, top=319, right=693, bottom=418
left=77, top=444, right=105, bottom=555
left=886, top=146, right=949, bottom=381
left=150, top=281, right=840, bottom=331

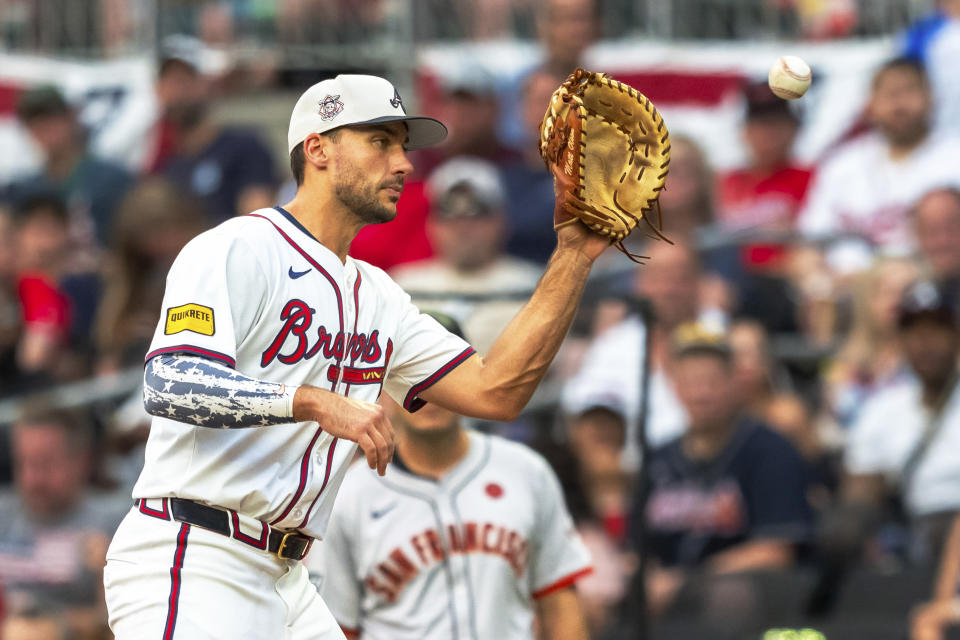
left=104, top=506, right=345, bottom=640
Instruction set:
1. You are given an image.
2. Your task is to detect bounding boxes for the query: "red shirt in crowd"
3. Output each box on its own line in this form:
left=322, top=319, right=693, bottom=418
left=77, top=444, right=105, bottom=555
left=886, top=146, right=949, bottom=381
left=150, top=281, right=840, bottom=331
left=717, top=165, right=813, bottom=232
left=717, top=165, right=813, bottom=270
left=17, top=274, right=71, bottom=339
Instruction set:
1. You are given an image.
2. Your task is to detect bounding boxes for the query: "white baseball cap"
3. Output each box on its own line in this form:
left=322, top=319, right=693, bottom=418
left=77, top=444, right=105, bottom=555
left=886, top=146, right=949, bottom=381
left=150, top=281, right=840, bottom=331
left=287, top=74, right=447, bottom=153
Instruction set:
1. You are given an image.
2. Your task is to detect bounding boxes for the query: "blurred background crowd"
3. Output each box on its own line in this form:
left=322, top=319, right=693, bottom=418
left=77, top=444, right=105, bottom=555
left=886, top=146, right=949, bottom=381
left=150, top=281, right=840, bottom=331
left=2, top=0, right=960, bottom=639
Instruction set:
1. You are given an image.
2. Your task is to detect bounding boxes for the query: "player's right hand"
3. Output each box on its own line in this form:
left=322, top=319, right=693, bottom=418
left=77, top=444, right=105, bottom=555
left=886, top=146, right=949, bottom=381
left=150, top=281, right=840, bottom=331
left=293, top=387, right=395, bottom=475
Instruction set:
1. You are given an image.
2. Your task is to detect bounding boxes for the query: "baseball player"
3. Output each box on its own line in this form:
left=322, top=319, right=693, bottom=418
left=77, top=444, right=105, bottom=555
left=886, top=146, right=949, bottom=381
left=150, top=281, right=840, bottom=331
left=313, top=312, right=592, bottom=640
left=103, top=73, right=610, bottom=639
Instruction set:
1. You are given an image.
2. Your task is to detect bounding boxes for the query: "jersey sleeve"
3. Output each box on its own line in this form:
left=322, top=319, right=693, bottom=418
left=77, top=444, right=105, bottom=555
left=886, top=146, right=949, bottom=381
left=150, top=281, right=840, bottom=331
left=317, top=497, right=363, bottom=631
left=145, top=225, right=267, bottom=368
left=382, top=292, right=476, bottom=412
left=528, top=455, right=593, bottom=599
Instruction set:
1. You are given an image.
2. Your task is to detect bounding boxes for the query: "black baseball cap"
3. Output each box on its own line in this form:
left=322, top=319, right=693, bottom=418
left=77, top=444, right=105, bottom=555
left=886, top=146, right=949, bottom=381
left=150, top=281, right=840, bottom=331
left=744, top=80, right=799, bottom=122
left=16, top=86, right=71, bottom=122
left=898, top=280, right=959, bottom=329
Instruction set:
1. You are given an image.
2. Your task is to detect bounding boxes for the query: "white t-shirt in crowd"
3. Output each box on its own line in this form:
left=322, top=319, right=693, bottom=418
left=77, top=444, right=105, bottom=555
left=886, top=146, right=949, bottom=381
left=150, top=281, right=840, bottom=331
left=845, top=375, right=960, bottom=517
left=798, top=132, right=960, bottom=253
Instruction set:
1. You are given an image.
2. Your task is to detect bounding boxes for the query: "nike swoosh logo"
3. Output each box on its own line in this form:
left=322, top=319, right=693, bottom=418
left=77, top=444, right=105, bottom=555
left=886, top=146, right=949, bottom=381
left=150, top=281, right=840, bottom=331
left=288, top=267, right=312, bottom=279
left=371, top=503, right=397, bottom=519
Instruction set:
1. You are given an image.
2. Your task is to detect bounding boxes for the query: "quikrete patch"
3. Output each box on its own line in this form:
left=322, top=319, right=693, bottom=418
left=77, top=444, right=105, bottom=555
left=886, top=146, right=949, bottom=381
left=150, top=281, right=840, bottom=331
left=165, top=303, right=215, bottom=336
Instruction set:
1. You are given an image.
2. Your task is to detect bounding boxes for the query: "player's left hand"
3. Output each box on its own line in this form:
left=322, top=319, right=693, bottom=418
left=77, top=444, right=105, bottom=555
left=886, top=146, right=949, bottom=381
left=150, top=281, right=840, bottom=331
left=555, top=219, right=612, bottom=262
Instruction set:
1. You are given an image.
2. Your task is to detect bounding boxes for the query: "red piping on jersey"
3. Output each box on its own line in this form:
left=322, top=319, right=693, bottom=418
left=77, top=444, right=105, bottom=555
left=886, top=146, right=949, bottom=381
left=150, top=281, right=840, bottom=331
left=146, top=345, right=236, bottom=368
left=248, top=213, right=344, bottom=341
left=402, top=347, right=476, bottom=412
left=296, top=437, right=339, bottom=529
left=377, top=339, right=394, bottom=400
left=251, top=212, right=346, bottom=526
left=269, top=427, right=323, bottom=526
left=138, top=497, right=171, bottom=520
left=344, top=272, right=363, bottom=396
left=531, top=567, right=594, bottom=600
left=162, top=522, right=190, bottom=640
left=231, top=510, right=268, bottom=550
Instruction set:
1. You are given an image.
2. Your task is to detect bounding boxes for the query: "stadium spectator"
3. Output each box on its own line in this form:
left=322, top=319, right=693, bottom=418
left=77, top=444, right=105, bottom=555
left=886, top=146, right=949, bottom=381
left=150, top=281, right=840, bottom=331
left=843, top=279, right=960, bottom=561
left=655, top=135, right=715, bottom=242
left=93, top=178, right=207, bottom=372
left=0, top=407, right=127, bottom=639
left=501, top=67, right=566, bottom=265
left=10, top=194, right=73, bottom=386
left=552, top=393, right=634, bottom=634
left=10, top=86, right=133, bottom=248
left=765, top=393, right=841, bottom=509
left=717, top=81, right=812, bottom=233
left=729, top=319, right=792, bottom=419
left=537, top=0, right=597, bottom=78
left=499, top=0, right=598, bottom=149
left=903, top=0, right=960, bottom=138
left=0, top=204, right=21, bottom=396
left=160, top=65, right=277, bottom=223
left=415, top=64, right=519, bottom=177
left=825, top=257, right=920, bottom=429
left=913, top=188, right=960, bottom=299
left=798, top=58, right=960, bottom=258
left=392, top=157, right=542, bottom=354
left=562, top=242, right=717, bottom=453
left=635, top=323, right=812, bottom=618
left=147, top=51, right=209, bottom=174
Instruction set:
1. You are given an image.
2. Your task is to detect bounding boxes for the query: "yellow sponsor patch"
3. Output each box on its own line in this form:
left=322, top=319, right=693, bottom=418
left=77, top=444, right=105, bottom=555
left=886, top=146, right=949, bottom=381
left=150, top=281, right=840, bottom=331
left=165, top=303, right=215, bottom=336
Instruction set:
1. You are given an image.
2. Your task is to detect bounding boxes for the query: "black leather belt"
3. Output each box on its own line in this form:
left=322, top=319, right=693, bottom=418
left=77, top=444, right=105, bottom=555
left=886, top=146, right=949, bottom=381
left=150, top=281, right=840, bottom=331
left=137, top=498, right=314, bottom=561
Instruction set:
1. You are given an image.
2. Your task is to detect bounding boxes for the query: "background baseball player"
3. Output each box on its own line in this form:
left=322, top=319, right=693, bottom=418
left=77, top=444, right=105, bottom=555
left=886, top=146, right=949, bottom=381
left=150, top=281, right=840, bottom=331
left=103, top=73, right=612, bottom=639
left=312, top=312, right=592, bottom=640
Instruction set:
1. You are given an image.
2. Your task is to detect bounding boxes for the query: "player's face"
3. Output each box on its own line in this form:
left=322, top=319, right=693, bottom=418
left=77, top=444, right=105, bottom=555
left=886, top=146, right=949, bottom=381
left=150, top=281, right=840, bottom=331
left=330, top=123, right=413, bottom=225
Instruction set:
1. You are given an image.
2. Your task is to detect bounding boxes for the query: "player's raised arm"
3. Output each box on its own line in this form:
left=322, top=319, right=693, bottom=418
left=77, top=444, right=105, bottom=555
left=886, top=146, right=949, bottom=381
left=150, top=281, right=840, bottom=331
left=418, top=223, right=607, bottom=421
left=419, top=69, right=671, bottom=422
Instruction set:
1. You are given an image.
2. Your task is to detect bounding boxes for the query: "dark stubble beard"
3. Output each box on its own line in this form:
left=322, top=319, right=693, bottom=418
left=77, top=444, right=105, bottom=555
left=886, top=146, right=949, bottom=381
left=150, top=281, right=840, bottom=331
left=333, top=158, right=400, bottom=225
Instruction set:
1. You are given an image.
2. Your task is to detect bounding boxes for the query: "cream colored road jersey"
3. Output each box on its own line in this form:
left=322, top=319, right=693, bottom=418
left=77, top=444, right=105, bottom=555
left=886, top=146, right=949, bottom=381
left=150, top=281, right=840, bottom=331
left=314, top=432, right=593, bottom=640
left=133, top=206, right=474, bottom=539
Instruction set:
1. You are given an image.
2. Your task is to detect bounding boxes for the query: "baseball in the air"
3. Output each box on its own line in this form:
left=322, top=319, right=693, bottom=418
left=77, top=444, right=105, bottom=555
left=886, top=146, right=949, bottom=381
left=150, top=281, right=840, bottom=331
left=768, top=56, right=812, bottom=100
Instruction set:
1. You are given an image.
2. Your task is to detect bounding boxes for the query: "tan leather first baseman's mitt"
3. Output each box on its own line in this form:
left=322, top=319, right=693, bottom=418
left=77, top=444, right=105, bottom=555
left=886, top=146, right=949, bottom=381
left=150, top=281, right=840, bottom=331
left=538, top=68, right=671, bottom=261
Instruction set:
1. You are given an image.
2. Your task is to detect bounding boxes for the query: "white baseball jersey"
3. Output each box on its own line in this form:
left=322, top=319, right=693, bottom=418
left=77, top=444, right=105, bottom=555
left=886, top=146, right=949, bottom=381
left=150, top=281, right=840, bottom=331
left=798, top=132, right=960, bottom=252
left=132, top=205, right=475, bottom=539
left=313, top=431, right=592, bottom=640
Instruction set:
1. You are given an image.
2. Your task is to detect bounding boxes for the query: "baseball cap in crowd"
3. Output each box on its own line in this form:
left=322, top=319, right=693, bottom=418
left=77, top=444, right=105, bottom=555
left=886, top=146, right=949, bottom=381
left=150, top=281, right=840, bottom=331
left=287, top=74, right=447, bottom=153
left=897, top=280, right=959, bottom=329
left=426, top=157, right=505, bottom=219
left=744, top=80, right=799, bottom=122
left=442, top=62, right=497, bottom=98
left=16, top=86, right=71, bottom=122
left=671, top=322, right=733, bottom=360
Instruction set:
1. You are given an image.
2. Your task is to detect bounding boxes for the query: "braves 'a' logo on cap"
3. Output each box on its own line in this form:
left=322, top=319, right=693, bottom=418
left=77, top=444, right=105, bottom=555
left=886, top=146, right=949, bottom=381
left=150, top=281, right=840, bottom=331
left=318, top=94, right=344, bottom=121
left=390, top=88, right=404, bottom=111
